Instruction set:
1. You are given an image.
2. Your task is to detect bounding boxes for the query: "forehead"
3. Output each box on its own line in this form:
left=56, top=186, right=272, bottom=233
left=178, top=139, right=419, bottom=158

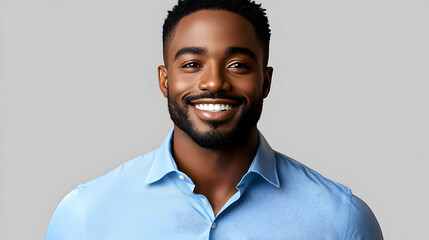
left=166, top=10, right=263, bottom=63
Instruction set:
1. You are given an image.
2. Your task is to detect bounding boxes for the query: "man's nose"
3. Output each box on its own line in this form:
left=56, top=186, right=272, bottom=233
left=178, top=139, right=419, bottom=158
left=198, top=65, right=232, bottom=92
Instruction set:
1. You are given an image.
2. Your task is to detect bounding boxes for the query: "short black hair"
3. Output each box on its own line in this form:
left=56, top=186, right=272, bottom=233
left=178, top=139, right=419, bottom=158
left=162, top=0, right=271, bottom=66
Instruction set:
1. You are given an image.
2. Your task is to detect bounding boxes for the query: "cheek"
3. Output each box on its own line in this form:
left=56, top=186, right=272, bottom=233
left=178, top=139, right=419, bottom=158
left=168, top=74, right=199, bottom=99
left=233, top=77, right=265, bottom=101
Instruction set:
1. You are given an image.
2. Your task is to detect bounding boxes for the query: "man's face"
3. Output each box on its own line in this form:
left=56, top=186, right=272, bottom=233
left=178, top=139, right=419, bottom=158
left=159, top=10, right=272, bottom=149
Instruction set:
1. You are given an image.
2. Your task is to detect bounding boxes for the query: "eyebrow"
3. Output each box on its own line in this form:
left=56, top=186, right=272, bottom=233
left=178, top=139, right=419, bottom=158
left=173, top=46, right=257, bottom=61
left=174, top=47, right=206, bottom=60
left=225, top=47, right=257, bottom=61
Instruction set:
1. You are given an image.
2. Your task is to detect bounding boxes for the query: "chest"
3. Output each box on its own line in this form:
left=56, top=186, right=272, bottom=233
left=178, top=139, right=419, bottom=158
left=80, top=189, right=347, bottom=240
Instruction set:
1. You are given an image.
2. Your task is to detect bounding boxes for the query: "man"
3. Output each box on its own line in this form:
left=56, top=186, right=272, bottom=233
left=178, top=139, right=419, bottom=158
left=47, top=0, right=383, bottom=239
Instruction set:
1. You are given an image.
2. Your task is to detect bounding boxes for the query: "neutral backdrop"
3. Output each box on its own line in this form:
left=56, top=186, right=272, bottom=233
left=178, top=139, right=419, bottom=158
left=1, top=0, right=428, bottom=239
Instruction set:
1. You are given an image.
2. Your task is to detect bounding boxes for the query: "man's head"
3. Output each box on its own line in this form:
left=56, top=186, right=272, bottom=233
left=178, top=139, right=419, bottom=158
left=158, top=0, right=273, bottom=149
left=162, top=0, right=271, bottom=66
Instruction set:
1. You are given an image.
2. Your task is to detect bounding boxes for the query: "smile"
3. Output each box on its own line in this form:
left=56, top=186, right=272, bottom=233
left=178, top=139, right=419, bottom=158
left=194, top=104, right=233, bottom=112
left=188, top=98, right=241, bottom=121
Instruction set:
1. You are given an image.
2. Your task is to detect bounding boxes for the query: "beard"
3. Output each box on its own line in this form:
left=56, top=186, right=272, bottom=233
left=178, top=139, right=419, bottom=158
left=167, top=91, right=263, bottom=149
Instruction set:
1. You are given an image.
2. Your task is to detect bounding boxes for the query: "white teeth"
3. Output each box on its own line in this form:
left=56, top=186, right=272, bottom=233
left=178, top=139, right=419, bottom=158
left=195, top=104, right=233, bottom=112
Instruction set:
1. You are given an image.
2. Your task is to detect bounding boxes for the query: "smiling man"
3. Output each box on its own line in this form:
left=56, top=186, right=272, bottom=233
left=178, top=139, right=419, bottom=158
left=47, top=0, right=383, bottom=239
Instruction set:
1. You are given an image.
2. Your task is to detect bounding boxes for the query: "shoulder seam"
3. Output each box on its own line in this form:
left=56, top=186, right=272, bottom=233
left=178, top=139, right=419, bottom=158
left=343, top=192, right=353, bottom=240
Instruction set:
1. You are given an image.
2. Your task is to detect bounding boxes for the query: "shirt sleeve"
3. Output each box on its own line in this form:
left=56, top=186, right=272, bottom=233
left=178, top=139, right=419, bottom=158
left=344, top=195, right=383, bottom=240
left=46, top=188, right=85, bottom=240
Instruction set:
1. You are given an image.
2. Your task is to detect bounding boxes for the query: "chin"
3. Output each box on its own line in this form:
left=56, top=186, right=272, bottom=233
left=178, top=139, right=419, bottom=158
left=168, top=93, right=263, bottom=149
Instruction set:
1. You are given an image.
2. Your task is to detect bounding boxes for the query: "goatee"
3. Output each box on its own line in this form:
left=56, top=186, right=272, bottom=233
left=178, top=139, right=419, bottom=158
left=167, top=91, right=263, bottom=149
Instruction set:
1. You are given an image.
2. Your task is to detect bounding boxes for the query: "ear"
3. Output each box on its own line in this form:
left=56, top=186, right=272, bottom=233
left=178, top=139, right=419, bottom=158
left=158, top=65, right=168, bottom=98
left=262, top=67, right=273, bottom=98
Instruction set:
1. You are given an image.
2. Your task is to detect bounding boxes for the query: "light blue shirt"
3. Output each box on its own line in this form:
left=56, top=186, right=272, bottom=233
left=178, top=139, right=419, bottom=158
left=47, top=130, right=383, bottom=239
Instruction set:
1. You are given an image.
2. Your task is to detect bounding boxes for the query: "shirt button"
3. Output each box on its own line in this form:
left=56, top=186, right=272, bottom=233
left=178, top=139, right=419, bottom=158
left=178, top=175, right=185, bottom=180
left=211, top=222, right=217, bottom=229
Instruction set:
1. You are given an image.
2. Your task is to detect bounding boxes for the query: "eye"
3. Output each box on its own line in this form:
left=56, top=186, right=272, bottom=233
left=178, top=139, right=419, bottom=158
left=181, top=62, right=202, bottom=68
left=180, top=61, right=203, bottom=73
left=229, top=62, right=249, bottom=68
left=228, top=62, right=251, bottom=73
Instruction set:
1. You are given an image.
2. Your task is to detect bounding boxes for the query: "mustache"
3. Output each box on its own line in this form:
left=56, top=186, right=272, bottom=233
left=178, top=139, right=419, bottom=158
left=183, top=92, right=246, bottom=105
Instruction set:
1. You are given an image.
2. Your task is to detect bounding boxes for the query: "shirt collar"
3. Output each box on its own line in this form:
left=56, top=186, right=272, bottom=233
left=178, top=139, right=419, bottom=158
left=245, top=131, right=280, bottom=188
left=145, top=129, right=280, bottom=188
left=144, top=129, right=177, bottom=184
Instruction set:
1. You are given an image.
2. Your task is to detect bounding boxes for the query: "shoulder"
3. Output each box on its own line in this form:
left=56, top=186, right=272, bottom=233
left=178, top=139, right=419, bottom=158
left=73, top=150, right=156, bottom=199
left=46, top=151, right=156, bottom=239
left=275, top=151, right=351, bottom=198
left=274, top=152, right=383, bottom=239
left=345, top=195, right=384, bottom=240
left=81, top=151, right=156, bottom=192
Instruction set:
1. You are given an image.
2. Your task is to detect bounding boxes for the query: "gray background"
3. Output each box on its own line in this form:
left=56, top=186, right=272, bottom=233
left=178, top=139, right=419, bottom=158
left=1, top=0, right=428, bottom=239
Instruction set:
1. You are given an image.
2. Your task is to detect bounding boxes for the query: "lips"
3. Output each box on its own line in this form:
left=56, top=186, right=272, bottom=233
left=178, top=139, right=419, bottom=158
left=189, top=98, right=241, bottom=121
left=194, top=103, right=232, bottom=112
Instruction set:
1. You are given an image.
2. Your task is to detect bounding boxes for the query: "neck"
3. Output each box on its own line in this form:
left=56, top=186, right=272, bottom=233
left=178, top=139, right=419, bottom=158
left=171, top=126, right=258, bottom=215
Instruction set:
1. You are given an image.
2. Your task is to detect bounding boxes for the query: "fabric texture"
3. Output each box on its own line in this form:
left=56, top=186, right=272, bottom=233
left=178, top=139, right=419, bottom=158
left=46, top=130, right=383, bottom=240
